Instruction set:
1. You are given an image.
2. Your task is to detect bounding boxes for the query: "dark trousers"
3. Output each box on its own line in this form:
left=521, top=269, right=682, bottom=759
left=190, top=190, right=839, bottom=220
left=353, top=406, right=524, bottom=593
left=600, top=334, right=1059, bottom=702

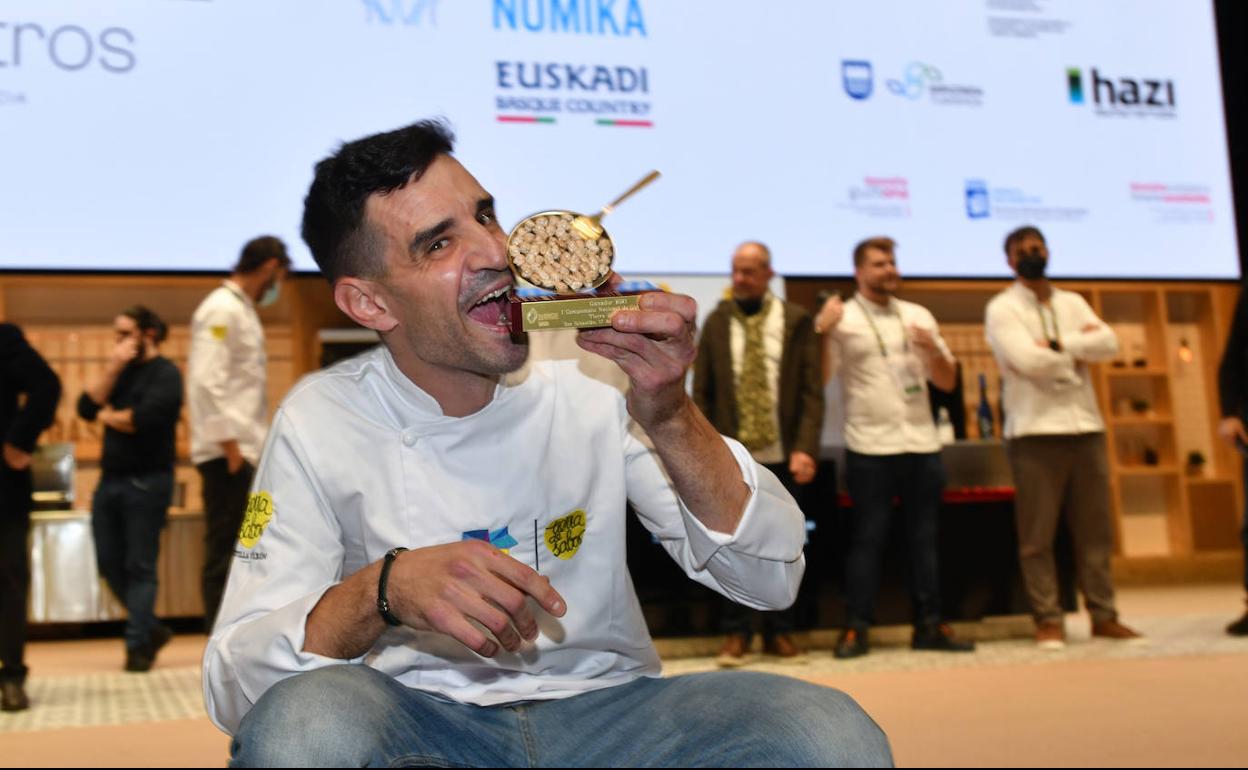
left=843, top=450, right=946, bottom=630
left=1241, top=457, right=1248, bottom=593
left=199, top=458, right=254, bottom=632
left=720, top=462, right=805, bottom=641
left=0, top=469, right=32, bottom=683
left=92, top=470, right=174, bottom=651
left=1007, top=433, right=1117, bottom=625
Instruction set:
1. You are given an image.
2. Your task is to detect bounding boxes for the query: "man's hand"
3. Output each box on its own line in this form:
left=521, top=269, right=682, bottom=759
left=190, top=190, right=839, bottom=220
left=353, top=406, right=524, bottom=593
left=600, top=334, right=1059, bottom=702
left=110, top=336, right=139, bottom=372
left=222, top=440, right=246, bottom=474
left=1218, top=416, right=1248, bottom=449
left=815, top=295, right=844, bottom=334
left=389, top=540, right=567, bottom=657
left=575, top=288, right=698, bottom=430
left=908, top=324, right=940, bottom=357
left=3, top=443, right=32, bottom=471
left=789, top=450, right=817, bottom=485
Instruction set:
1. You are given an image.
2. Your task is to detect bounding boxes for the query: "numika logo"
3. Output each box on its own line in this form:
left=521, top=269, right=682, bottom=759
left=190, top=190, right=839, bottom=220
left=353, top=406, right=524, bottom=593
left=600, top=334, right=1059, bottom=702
left=493, top=0, right=647, bottom=37
left=1067, top=67, right=1175, bottom=110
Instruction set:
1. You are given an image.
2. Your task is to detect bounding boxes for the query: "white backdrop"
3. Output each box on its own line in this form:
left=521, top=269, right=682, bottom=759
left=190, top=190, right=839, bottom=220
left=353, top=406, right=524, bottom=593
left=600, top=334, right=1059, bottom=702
left=0, top=0, right=1238, bottom=278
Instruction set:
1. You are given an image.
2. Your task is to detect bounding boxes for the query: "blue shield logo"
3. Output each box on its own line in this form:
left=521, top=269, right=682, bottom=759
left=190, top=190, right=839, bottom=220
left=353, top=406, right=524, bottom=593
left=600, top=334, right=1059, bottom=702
left=965, top=180, right=990, bottom=219
left=842, top=60, right=873, bottom=100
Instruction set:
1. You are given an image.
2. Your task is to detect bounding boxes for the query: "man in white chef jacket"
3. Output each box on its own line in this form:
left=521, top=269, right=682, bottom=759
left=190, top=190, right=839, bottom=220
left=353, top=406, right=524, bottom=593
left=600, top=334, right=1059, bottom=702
left=201, top=120, right=892, bottom=768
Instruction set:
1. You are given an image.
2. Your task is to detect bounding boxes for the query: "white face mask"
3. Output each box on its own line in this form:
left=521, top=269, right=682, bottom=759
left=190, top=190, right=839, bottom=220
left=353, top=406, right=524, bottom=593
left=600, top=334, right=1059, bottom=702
left=258, top=282, right=281, bottom=308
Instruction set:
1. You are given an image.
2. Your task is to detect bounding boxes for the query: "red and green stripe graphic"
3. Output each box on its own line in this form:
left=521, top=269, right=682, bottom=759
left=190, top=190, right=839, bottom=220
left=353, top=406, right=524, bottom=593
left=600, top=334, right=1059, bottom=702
left=596, top=119, right=653, bottom=128
left=497, top=115, right=556, bottom=124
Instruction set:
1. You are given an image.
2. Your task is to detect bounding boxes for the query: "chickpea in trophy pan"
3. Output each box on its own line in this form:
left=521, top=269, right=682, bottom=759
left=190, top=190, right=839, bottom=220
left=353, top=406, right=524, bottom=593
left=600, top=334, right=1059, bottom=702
left=508, top=213, right=614, bottom=294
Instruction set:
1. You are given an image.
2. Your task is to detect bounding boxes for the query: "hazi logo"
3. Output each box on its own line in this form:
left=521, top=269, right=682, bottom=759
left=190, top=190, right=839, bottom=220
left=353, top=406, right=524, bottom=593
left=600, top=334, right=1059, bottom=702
left=493, top=0, right=647, bottom=37
left=1067, top=67, right=1176, bottom=116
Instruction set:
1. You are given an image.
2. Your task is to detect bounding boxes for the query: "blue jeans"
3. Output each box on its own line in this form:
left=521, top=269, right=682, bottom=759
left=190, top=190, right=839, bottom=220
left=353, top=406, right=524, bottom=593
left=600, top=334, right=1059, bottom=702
left=844, top=451, right=946, bottom=630
left=230, top=666, right=893, bottom=768
left=91, top=470, right=173, bottom=651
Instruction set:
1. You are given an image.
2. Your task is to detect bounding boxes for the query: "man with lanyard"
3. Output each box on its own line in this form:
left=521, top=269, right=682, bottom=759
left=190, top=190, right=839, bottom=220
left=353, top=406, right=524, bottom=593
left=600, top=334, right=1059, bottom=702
left=188, top=236, right=290, bottom=632
left=985, top=225, right=1142, bottom=649
left=693, top=240, right=824, bottom=665
left=814, top=236, right=974, bottom=658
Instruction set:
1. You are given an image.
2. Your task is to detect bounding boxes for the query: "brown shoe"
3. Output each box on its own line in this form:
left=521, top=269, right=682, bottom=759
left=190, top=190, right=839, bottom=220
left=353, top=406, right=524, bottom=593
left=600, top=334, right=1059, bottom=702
left=1035, top=622, right=1066, bottom=650
left=1092, top=619, right=1145, bottom=642
left=1, top=681, right=29, bottom=712
left=715, top=634, right=752, bottom=668
left=763, top=634, right=806, bottom=663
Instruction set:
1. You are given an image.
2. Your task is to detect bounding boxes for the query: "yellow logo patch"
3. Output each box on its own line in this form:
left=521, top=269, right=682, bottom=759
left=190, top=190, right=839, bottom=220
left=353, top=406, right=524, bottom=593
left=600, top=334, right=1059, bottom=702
left=210, top=325, right=228, bottom=340
left=239, top=491, right=274, bottom=549
left=544, top=509, right=586, bottom=561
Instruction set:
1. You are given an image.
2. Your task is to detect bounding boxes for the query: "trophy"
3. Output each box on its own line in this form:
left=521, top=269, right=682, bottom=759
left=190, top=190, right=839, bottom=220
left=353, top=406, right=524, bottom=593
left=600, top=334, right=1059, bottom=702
left=505, top=172, right=660, bottom=333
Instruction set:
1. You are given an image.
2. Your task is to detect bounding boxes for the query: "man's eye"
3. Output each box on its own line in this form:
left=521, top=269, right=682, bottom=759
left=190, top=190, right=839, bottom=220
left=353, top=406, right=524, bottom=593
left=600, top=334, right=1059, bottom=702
left=429, top=239, right=450, bottom=253
left=478, top=210, right=496, bottom=225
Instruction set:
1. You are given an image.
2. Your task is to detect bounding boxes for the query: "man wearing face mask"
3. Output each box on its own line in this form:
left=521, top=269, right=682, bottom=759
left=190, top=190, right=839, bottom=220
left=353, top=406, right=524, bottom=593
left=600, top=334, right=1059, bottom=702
left=78, top=306, right=184, bottom=671
left=189, top=236, right=290, bottom=631
left=986, top=226, right=1142, bottom=649
left=693, top=241, right=824, bottom=666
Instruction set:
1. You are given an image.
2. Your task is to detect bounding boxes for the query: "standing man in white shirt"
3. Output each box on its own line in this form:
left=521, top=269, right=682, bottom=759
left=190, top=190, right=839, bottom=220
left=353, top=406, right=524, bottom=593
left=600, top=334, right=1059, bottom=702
left=985, top=225, right=1142, bottom=649
left=188, top=236, right=290, bottom=631
left=814, top=237, right=974, bottom=658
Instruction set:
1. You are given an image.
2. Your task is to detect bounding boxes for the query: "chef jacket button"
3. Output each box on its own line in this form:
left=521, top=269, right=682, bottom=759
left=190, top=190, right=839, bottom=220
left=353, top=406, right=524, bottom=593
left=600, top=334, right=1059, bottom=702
left=402, top=430, right=418, bottom=447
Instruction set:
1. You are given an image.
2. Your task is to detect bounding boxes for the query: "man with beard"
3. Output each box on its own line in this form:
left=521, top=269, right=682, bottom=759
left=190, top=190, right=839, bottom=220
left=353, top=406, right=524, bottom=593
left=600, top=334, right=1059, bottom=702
left=202, top=120, right=891, bottom=767
left=693, top=241, right=823, bottom=666
left=986, top=226, right=1142, bottom=649
left=78, top=306, right=184, bottom=671
left=814, top=236, right=974, bottom=659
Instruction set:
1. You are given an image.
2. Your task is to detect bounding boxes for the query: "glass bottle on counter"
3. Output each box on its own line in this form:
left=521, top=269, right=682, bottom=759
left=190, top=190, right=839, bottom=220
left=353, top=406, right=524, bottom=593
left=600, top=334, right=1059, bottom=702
left=977, top=373, right=994, bottom=439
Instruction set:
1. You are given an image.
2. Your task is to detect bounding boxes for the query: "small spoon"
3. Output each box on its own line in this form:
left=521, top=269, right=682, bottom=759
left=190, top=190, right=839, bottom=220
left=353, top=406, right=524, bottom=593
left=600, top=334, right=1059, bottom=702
left=570, top=170, right=661, bottom=241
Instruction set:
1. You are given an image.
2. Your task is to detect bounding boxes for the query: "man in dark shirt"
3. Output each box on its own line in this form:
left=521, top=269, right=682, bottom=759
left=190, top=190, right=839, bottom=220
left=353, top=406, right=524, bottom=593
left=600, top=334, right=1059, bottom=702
left=1217, top=288, right=1248, bottom=636
left=78, top=306, right=184, bottom=671
left=0, top=325, right=61, bottom=712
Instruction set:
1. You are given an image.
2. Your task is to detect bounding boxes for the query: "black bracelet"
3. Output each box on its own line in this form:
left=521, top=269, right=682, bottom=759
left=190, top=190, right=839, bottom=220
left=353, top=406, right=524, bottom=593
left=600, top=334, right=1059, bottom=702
left=377, top=547, right=408, bottom=627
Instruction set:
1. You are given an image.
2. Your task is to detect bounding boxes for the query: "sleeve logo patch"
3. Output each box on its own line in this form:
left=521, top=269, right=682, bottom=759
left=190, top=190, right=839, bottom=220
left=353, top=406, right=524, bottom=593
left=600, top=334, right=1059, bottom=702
left=211, top=325, right=228, bottom=340
left=239, top=491, right=274, bottom=549
left=544, top=509, right=586, bottom=561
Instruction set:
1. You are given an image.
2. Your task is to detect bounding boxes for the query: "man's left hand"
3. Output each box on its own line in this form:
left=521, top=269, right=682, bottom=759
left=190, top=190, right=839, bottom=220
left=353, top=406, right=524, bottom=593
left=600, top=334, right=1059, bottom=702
left=576, top=289, right=697, bottom=429
left=789, top=451, right=817, bottom=485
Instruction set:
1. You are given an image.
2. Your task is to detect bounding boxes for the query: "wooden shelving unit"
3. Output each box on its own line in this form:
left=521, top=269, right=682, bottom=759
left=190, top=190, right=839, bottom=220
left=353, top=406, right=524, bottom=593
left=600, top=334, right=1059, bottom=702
left=787, top=277, right=1245, bottom=576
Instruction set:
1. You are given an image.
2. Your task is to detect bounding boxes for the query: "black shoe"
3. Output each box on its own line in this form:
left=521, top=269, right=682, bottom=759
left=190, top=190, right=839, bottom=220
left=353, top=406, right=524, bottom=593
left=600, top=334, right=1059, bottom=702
left=124, top=649, right=154, bottom=673
left=834, top=628, right=869, bottom=659
left=1228, top=611, right=1248, bottom=637
left=912, top=623, right=976, bottom=652
left=1, top=681, right=29, bottom=712
left=149, top=624, right=173, bottom=657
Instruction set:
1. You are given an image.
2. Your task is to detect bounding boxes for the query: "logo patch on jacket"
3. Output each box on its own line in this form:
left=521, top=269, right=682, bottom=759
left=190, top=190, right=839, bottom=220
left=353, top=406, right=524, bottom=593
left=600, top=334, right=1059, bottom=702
left=239, top=491, right=274, bottom=549
left=462, top=526, right=519, bottom=554
left=545, top=510, right=586, bottom=561
left=210, top=325, right=228, bottom=340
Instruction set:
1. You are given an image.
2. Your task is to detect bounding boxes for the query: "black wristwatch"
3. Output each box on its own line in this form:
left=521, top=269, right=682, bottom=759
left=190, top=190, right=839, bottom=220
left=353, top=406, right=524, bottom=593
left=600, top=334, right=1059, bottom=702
left=377, top=547, right=408, bottom=627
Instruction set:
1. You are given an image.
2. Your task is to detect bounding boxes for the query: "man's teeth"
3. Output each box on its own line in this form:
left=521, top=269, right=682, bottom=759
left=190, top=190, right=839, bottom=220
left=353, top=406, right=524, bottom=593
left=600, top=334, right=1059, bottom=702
left=479, top=286, right=508, bottom=304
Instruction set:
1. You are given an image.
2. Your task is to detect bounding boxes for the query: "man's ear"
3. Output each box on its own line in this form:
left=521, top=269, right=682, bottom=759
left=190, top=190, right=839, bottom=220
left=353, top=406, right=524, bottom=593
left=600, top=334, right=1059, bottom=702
left=334, top=277, right=398, bottom=333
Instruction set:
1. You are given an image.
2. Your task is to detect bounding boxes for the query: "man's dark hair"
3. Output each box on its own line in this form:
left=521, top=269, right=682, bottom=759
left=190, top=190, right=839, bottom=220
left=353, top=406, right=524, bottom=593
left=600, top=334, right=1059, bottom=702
left=852, top=236, right=896, bottom=268
left=121, top=305, right=168, bottom=344
left=234, top=235, right=292, bottom=275
left=1003, top=225, right=1046, bottom=256
left=301, top=120, right=456, bottom=284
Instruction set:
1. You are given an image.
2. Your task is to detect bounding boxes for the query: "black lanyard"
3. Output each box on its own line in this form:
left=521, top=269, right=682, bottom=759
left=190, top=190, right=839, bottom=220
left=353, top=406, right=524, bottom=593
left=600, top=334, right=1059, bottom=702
left=1036, top=302, right=1063, bottom=352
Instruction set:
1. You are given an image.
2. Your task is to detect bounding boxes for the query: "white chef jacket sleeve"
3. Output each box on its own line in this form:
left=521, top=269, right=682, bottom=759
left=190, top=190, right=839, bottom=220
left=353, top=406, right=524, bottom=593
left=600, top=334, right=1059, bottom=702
left=189, top=302, right=243, bottom=445
left=985, top=298, right=1078, bottom=382
left=1060, top=294, right=1120, bottom=363
left=201, top=409, right=351, bottom=735
left=622, top=407, right=806, bottom=612
left=914, top=307, right=955, bottom=378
